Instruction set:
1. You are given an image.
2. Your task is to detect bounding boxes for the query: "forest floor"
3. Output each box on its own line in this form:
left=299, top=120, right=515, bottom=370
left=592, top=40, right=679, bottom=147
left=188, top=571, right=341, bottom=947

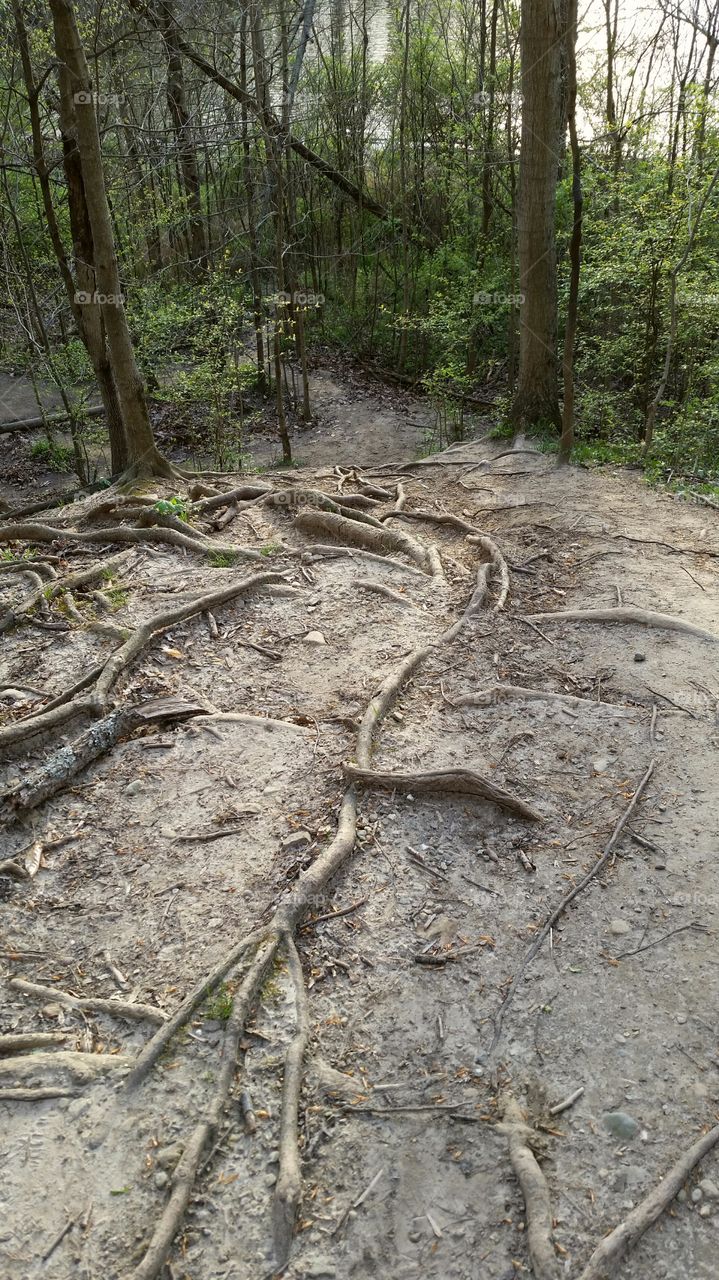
left=1, top=365, right=719, bottom=1280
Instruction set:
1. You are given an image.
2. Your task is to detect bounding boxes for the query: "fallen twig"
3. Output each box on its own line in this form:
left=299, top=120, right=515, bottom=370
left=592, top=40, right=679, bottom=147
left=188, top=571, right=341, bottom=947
left=343, top=764, right=541, bottom=821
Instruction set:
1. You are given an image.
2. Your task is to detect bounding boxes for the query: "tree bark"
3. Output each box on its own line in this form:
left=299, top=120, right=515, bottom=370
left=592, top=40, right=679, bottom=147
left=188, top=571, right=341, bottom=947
left=510, top=0, right=565, bottom=431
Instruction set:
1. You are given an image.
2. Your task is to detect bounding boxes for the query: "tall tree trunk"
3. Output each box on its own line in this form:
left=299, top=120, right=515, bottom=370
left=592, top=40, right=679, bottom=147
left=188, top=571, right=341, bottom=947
left=159, top=0, right=206, bottom=268
left=510, top=0, right=564, bottom=431
left=48, top=0, right=170, bottom=478
left=559, top=0, right=582, bottom=464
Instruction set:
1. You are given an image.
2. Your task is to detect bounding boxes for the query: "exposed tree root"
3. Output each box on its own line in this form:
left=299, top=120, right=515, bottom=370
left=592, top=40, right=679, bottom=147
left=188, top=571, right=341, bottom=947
left=356, top=579, right=417, bottom=607
left=0, top=1087, right=77, bottom=1102
left=0, top=550, right=130, bottom=633
left=0, top=572, right=285, bottom=751
left=498, top=1092, right=560, bottom=1280
left=489, top=760, right=655, bottom=1056
left=467, top=534, right=510, bottom=610
left=529, top=606, right=718, bottom=643
left=8, top=979, right=166, bottom=1026
left=0, top=1051, right=131, bottom=1089
left=294, top=509, right=442, bottom=577
left=0, top=521, right=261, bottom=561
left=0, top=1032, right=69, bottom=1054
left=576, top=1121, right=719, bottom=1280
left=299, top=543, right=426, bottom=578
left=343, top=764, right=541, bottom=821
left=272, top=936, right=311, bottom=1268
left=450, top=682, right=639, bottom=715
left=119, top=541, right=499, bottom=1278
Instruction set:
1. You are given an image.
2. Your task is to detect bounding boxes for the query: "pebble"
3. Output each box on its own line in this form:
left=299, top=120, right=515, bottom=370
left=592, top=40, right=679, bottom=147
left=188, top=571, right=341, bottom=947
left=609, top=919, right=631, bottom=936
left=303, top=630, right=326, bottom=645
left=280, top=830, right=312, bottom=851
left=633, top=653, right=646, bottom=663
left=154, top=1171, right=169, bottom=1190
left=699, top=1205, right=712, bottom=1218
left=303, top=1259, right=336, bottom=1277
left=700, top=1179, right=719, bottom=1199
left=125, top=780, right=143, bottom=795
left=602, top=1111, right=639, bottom=1139
left=691, top=1187, right=703, bottom=1203
left=155, top=1143, right=183, bottom=1170
left=677, top=1189, right=688, bottom=1203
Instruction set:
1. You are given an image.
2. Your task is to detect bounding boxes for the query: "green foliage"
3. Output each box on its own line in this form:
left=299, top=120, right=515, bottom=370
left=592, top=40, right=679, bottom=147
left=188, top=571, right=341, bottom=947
left=204, top=984, right=233, bottom=1022
left=207, top=550, right=239, bottom=568
left=30, top=439, right=75, bottom=472
left=153, top=496, right=189, bottom=521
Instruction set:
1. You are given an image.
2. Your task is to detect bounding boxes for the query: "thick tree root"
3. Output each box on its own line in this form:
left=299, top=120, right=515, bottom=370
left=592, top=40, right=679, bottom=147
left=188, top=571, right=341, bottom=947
left=272, top=937, right=311, bottom=1268
left=342, top=764, right=541, bottom=821
left=0, top=1032, right=69, bottom=1054
left=0, top=521, right=261, bottom=561
left=576, top=1121, right=719, bottom=1280
left=529, top=606, right=718, bottom=643
left=0, top=550, right=130, bottom=633
left=294, top=509, right=443, bottom=577
left=0, top=1051, right=131, bottom=1089
left=8, top=979, right=166, bottom=1026
left=498, top=1092, right=560, bottom=1280
left=299, top=543, right=426, bottom=578
left=489, top=760, right=655, bottom=1055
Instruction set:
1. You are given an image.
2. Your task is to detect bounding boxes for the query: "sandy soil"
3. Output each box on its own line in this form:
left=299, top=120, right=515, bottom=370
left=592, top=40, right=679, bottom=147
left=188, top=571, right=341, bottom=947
left=1, top=383, right=718, bottom=1280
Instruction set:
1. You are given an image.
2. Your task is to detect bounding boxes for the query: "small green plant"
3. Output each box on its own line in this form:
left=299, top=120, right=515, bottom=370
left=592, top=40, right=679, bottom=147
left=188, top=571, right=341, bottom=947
left=106, top=587, right=129, bottom=609
left=30, top=438, right=76, bottom=473
left=259, top=542, right=283, bottom=556
left=208, top=550, right=239, bottom=568
left=205, top=984, right=233, bottom=1022
left=153, top=496, right=190, bottom=521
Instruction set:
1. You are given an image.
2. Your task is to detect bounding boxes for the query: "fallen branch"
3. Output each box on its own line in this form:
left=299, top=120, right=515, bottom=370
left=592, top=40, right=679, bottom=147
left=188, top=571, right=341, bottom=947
left=498, top=1092, right=560, bottom=1280
left=8, top=978, right=166, bottom=1026
left=528, top=606, right=718, bottom=643
left=343, top=764, right=541, bottom=821
left=489, top=760, right=656, bottom=1055
left=576, top=1121, right=719, bottom=1280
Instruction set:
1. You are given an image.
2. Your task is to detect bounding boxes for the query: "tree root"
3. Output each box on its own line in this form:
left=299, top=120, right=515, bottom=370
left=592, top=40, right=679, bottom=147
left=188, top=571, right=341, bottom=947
left=299, top=543, right=426, bottom=578
left=342, top=764, right=541, bottom=821
left=0, top=1051, right=131, bottom=1089
left=489, top=760, right=655, bottom=1056
left=119, top=544, right=503, bottom=1279
left=498, top=1092, right=560, bottom=1280
left=0, top=571, right=285, bottom=751
left=0, top=550, right=131, bottom=634
left=294, top=509, right=442, bottom=577
left=0, top=521, right=261, bottom=561
left=272, top=936, right=311, bottom=1268
left=529, top=606, right=718, bottom=643
left=576, top=1121, right=719, bottom=1280
left=0, top=1032, right=69, bottom=1054
left=8, top=979, right=166, bottom=1026
left=0, top=1087, right=77, bottom=1103
left=356, top=579, right=417, bottom=607
left=450, top=683, right=639, bottom=715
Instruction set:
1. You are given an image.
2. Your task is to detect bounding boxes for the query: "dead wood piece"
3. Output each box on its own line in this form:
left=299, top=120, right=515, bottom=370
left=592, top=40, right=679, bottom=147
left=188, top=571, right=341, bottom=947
left=0, top=1050, right=131, bottom=1088
left=0, top=1032, right=69, bottom=1054
left=343, top=764, right=541, bottom=821
left=489, top=760, right=655, bottom=1056
left=294, top=509, right=438, bottom=577
left=499, top=1092, right=560, bottom=1280
left=529, top=606, right=718, bottom=644
left=576, top=1121, right=719, bottom=1280
left=273, top=936, right=311, bottom=1268
left=8, top=979, right=166, bottom=1026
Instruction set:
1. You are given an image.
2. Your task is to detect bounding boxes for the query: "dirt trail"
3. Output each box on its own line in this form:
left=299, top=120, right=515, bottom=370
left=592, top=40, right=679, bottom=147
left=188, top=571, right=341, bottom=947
left=1, top=395, right=718, bottom=1280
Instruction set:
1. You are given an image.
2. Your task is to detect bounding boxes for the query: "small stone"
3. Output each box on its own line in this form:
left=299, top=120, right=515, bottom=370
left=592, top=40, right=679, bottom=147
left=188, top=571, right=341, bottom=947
left=41, top=1003, right=63, bottom=1019
left=633, top=653, right=646, bottom=663
left=700, top=1179, right=719, bottom=1200
left=303, top=1258, right=336, bottom=1277
left=154, top=1171, right=169, bottom=1190
left=602, top=1111, right=640, bottom=1140
left=609, top=918, right=631, bottom=936
left=155, top=1143, right=183, bottom=1170
left=593, top=758, right=609, bottom=774
left=700, top=1205, right=712, bottom=1218
left=677, top=1189, right=688, bottom=1203
left=125, top=779, right=143, bottom=795
left=691, top=1187, right=703, bottom=1204
left=280, top=829, right=312, bottom=851
left=303, top=630, right=326, bottom=646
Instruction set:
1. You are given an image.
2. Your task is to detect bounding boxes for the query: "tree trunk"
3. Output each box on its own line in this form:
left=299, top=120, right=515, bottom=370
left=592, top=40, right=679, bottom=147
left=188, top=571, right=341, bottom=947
left=159, top=0, right=207, bottom=268
left=48, top=0, right=170, bottom=478
left=559, top=0, right=582, bottom=464
left=510, top=0, right=564, bottom=432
